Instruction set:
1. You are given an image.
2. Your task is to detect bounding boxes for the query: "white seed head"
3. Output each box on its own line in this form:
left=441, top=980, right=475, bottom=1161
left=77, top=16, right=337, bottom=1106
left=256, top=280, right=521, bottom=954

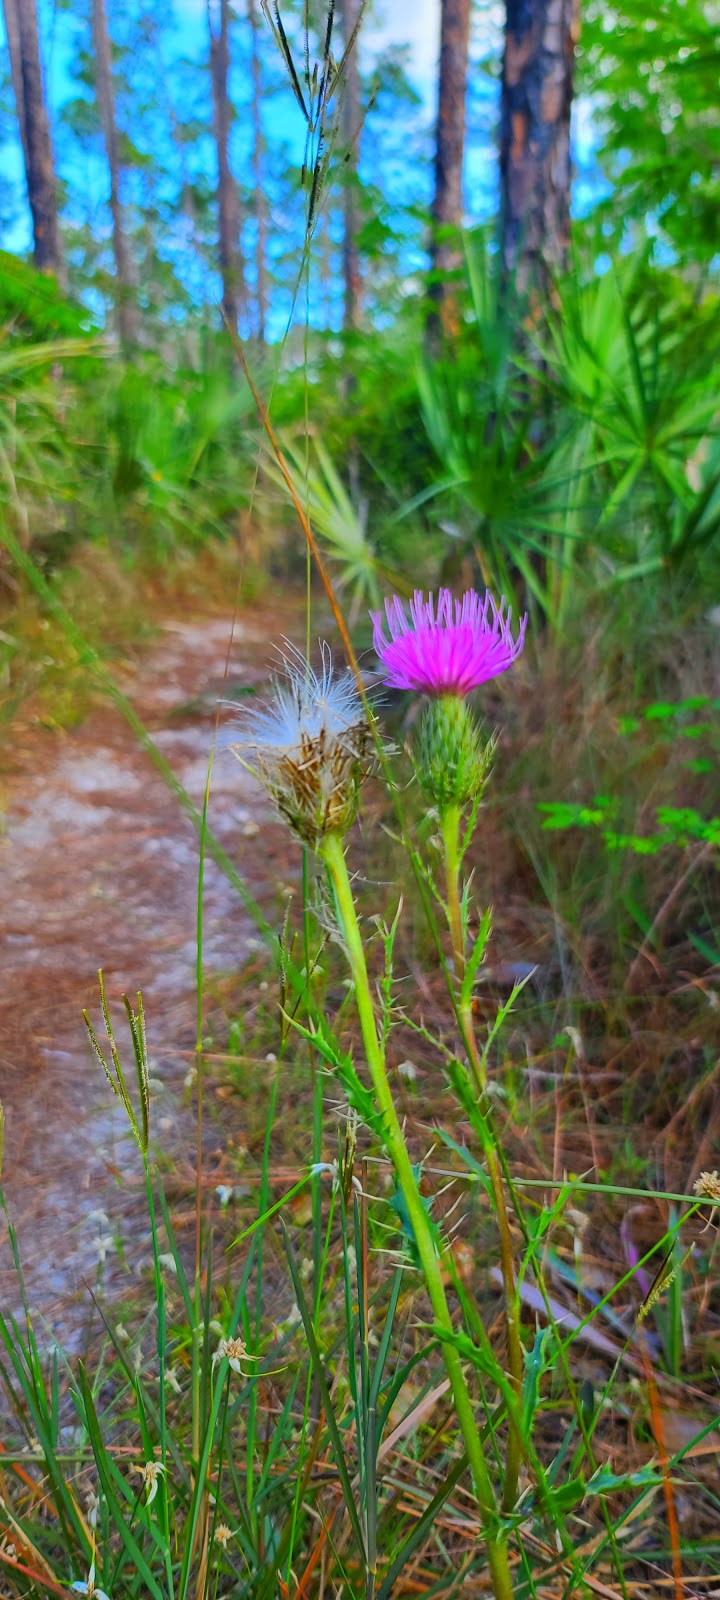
left=227, top=645, right=375, bottom=848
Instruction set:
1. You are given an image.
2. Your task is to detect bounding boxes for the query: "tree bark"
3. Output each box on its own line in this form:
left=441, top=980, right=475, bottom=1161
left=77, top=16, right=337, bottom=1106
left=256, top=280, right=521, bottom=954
left=208, top=0, right=243, bottom=335
left=91, top=0, right=138, bottom=347
left=428, top=0, right=471, bottom=339
left=2, top=0, right=61, bottom=275
left=337, top=0, right=363, bottom=334
left=499, top=0, right=577, bottom=296
left=248, top=0, right=267, bottom=343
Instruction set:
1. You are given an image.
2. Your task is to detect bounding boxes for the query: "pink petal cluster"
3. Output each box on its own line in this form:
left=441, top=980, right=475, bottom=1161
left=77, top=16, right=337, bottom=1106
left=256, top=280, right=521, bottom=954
left=371, top=588, right=527, bottom=697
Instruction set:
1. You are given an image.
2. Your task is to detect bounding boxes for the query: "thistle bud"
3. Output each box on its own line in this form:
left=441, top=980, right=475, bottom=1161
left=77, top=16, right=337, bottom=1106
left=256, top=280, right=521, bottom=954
left=416, top=695, right=494, bottom=809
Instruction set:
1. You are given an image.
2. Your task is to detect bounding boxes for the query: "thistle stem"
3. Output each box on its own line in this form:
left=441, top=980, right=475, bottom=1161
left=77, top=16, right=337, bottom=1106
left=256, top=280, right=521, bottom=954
left=321, top=831, right=514, bottom=1600
left=439, top=802, right=523, bottom=1516
left=441, top=802, right=465, bottom=986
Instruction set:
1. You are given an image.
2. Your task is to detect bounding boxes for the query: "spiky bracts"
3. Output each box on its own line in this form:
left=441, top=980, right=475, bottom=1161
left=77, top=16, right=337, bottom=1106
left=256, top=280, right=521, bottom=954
left=417, top=696, right=496, bottom=809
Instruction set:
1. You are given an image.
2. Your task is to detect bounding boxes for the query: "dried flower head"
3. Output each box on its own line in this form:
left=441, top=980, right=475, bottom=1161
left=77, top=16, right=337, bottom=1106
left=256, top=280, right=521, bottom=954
left=694, top=1170, right=720, bottom=1204
left=371, top=588, right=526, bottom=698
left=214, top=1524, right=234, bottom=1549
left=228, top=645, right=374, bottom=848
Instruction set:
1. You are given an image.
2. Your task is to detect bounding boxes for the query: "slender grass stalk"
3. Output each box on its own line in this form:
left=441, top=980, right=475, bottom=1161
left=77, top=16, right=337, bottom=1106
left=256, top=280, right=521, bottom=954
left=439, top=802, right=523, bottom=1515
left=319, top=829, right=515, bottom=1600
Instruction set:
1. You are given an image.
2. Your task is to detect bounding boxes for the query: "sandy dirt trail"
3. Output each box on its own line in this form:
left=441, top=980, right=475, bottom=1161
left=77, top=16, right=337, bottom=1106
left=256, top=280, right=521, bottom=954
left=0, top=605, right=297, bottom=1342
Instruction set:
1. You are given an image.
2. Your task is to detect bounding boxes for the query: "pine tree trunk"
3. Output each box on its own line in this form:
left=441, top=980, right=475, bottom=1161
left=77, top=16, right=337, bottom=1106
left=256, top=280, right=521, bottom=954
left=429, top=0, right=471, bottom=339
left=208, top=0, right=243, bottom=335
left=3, top=0, right=61, bottom=275
left=91, top=0, right=138, bottom=347
left=337, top=0, right=362, bottom=334
left=499, top=0, right=577, bottom=294
left=248, top=0, right=267, bottom=343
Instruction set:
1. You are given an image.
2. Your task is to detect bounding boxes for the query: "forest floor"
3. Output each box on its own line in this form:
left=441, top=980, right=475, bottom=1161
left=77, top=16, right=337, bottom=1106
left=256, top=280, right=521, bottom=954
left=0, top=593, right=304, bottom=1338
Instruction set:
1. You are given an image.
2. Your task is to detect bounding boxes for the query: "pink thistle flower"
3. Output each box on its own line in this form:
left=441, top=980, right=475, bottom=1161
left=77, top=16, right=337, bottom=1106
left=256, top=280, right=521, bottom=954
left=371, top=588, right=527, bottom=697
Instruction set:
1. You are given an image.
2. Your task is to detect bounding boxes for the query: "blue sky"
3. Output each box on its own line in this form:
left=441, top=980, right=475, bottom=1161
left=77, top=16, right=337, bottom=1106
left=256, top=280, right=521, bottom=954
left=0, top=0, right=601, bottom=322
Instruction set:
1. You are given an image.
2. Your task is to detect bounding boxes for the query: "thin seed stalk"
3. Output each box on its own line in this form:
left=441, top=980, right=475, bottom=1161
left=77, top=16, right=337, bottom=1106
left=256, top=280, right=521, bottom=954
left=320, top=831, right=514, bottom=1600
left=439, top=802, right=523, bottom=1515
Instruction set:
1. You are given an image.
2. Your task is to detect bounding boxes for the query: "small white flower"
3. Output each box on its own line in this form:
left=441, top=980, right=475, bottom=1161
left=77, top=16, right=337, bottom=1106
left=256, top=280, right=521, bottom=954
left=85, top=1488, right=101, bottom=1529
left=694, top=1170, right=720, bottom=1204
left=164, top=1365, right=182, bottom=1395
left=310, top=1158, right=362, bottom=1196
left=215, top=1185, right=234, bottom=1208
left=214, top=1523, right=234, bottom=1549
left=183, top=1066, right=197, bottom=1090
left=311, top=1160, right=337, bottom=1185
left=212, top=1336, right=258, bottom=1376
left=71, top=1559, right=110, bottom=1599
left=265, top=1052, right=277, bottom=1064
left=134, top=1460, right=167, bottom=1506
left=397, top=1059, right=418, bottom=1082
left=157, top=1253, right=178, bottom=1274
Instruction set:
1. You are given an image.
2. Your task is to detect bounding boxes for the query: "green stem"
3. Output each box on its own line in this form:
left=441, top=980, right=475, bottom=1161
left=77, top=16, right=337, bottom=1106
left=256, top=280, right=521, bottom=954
left=441, top=803, right=465, bottom=986
left=321, top=831, right=514, bottom=1600
left=439, top=803, right=523, bottom=1516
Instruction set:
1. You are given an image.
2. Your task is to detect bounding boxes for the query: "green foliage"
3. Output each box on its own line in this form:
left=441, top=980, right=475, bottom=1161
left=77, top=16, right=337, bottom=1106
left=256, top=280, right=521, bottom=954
left=539, top=692, right=720, bottom=859
left=539, top=794, right=720, bottom=854
left=579, top=0, right=720, bottom=268
left=262, top=431, right=383, bottom=608
left=399, top=236, right=720, bottom=619
left=1, top=224, right=717, bottom=635
left=0, top=253, right=93, bottom=341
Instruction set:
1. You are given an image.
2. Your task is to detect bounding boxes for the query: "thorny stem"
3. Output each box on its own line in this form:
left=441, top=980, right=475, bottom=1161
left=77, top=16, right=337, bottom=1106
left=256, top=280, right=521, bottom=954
left=439, top=802, right=524, bottom=1516
left=321, top=831, right=515, bottom=1600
